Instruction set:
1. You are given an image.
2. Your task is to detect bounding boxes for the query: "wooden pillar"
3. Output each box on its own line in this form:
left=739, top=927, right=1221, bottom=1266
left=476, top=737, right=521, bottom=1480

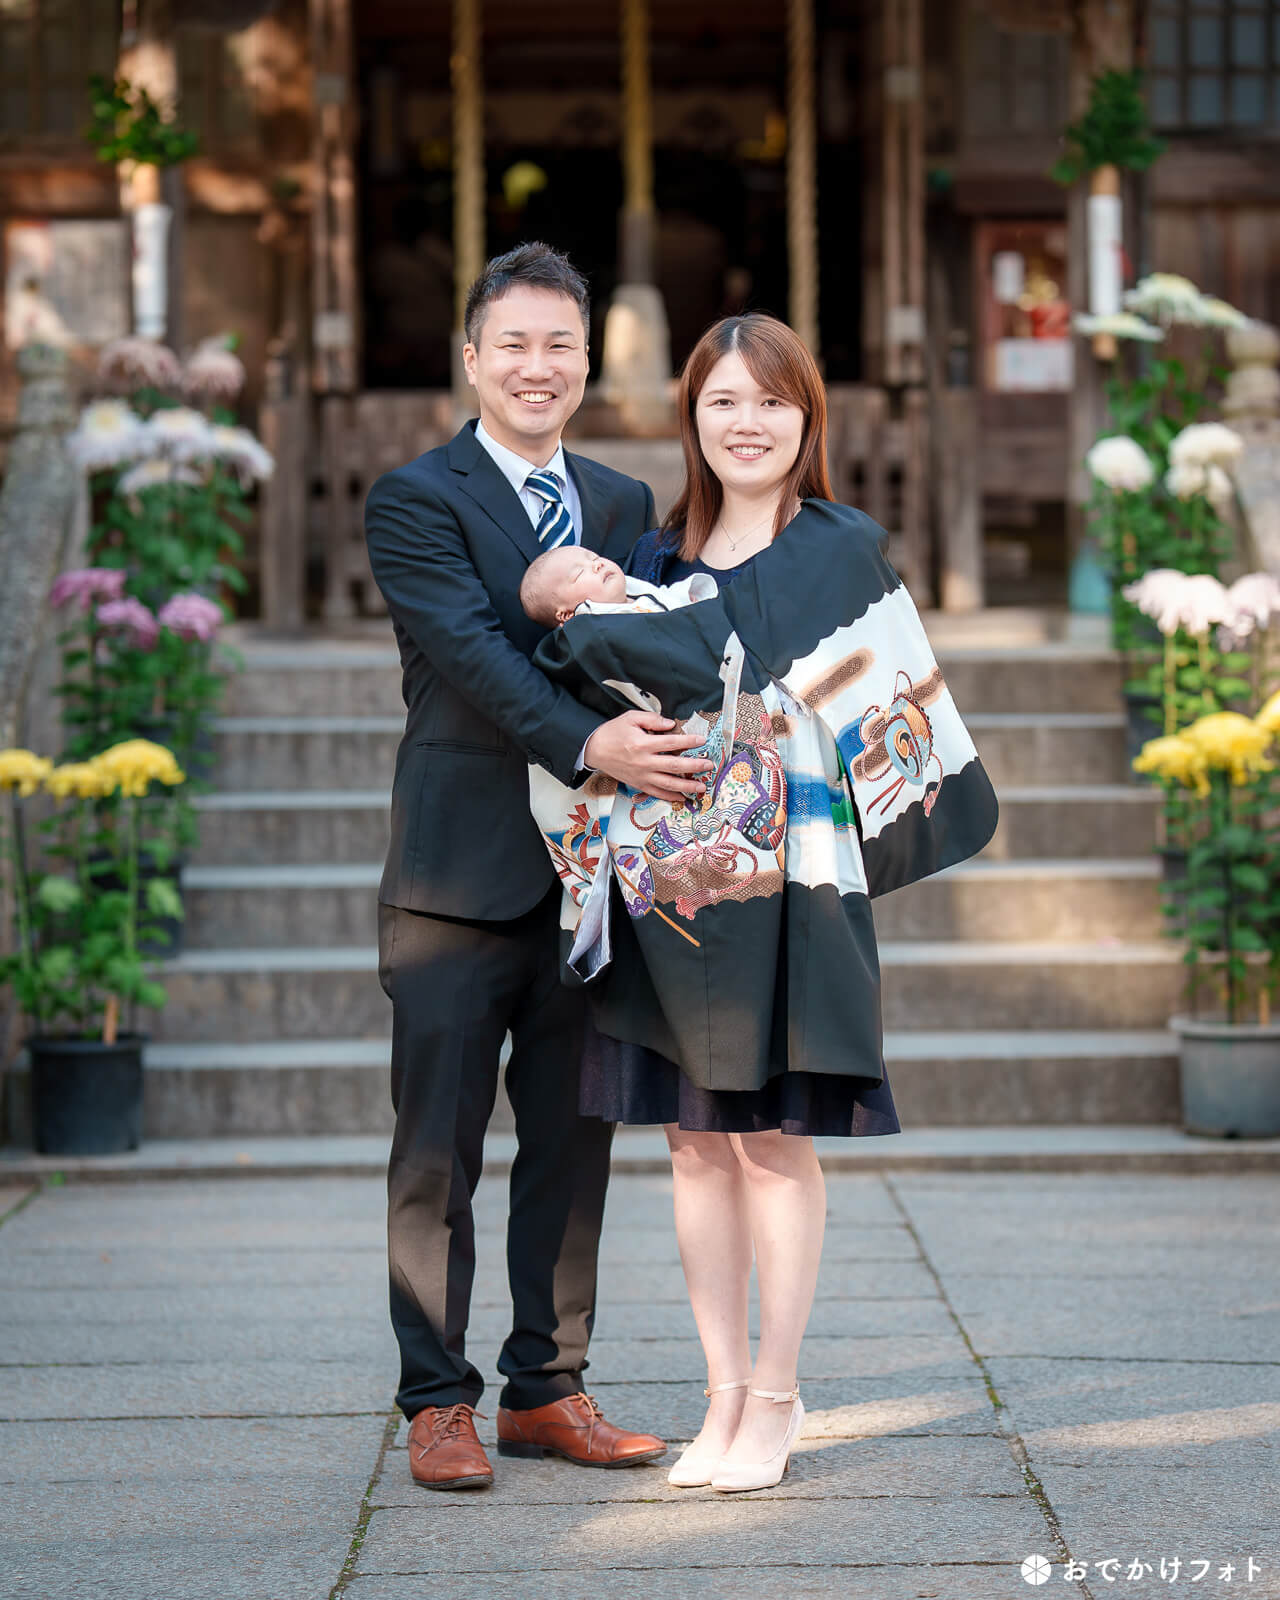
left=309, top=0, right=358, bottom=395
left=1066, top=0, right=1136, bottom=612
left=452, top=0, right=485, bottom=339
left=786, top=0, right=819, bottom=354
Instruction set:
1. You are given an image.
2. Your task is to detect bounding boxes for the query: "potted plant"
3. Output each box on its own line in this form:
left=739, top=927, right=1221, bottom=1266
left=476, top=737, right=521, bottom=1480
left=1134, top=695, right=1280, bottom=1137
left=0, top=739, right=185, bottom=1154
left=57, top=336, right=266, bottom=914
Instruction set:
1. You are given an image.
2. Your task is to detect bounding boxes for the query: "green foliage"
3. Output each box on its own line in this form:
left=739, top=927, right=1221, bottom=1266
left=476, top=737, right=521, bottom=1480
left=1160, top=769, right=1280, bottom=1024
left=1, top=784, right=184, bottom=1040
left=1050, top=69, right=1165, bottom=186
left=85, top=74, right=198, bottom=169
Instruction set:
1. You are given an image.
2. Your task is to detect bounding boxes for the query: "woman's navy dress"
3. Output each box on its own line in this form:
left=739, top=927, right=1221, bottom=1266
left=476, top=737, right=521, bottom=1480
left=577, top=528, right=902, bottom=1139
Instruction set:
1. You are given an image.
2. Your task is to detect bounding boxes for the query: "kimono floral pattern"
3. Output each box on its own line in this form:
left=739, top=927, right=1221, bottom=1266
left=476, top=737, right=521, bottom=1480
left=628, top=693, right=786, bottom=922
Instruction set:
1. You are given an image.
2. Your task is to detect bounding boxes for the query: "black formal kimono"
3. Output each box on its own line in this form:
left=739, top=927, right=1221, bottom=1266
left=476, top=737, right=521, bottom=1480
left=364, top=419, right=654, bottom=1418
left=531, top=500, right=1000, bottom=1133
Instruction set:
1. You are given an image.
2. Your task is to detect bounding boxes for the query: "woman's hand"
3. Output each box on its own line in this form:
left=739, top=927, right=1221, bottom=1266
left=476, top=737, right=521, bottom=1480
left=584, top=711, right=714, bottom=804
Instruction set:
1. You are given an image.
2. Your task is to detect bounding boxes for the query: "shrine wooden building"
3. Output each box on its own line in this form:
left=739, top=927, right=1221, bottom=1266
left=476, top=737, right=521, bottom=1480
left=1, top=0, right=1278, bottom=622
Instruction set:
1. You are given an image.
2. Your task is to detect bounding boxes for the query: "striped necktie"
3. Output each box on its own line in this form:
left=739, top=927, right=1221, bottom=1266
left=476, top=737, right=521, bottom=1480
left=525, top=468, right=575, bottom=549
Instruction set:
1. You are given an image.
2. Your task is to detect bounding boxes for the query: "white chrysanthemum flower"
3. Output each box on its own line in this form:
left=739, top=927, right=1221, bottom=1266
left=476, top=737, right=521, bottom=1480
left=1164, top=462, right=1232, bottom=511
left=1224, top=572, right=1280, bottom=639
left=145, top=405, right=216, bottom=463
left=1168, top=422, right=1245, bottom=471
left=1086, top=435, right=1155, bottom=493
left=1194, top=296, right=1249, bottom=331
left=1122, top=569, right=1232, bottom=637
left=209, top=423, right=274, bottom=483
left=66, top=399, right=151, bottom=472
left=1204, top=464, right=1234, bottom=514
left=1123, top=273, right=1206, bottom=325
left=182, top=336, right=247, bottom=403
left=116, top=458, right=207, bottom=497
left=1165, top=462, right=1208, bottom=501
left=1073, top=311, right=1165, bottom=343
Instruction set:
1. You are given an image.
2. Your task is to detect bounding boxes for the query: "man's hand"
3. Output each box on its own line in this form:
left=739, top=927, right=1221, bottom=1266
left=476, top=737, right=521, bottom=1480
left=584, top=711, right=715, bottom=805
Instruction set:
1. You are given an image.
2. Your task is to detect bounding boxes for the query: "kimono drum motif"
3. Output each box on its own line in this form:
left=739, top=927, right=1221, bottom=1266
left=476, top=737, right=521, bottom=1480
left=529, top=501, right=1000, bottom=1093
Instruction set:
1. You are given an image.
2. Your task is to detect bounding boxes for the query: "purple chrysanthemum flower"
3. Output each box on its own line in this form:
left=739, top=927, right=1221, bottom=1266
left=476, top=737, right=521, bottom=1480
left=96, top=596, right=160, bottom=651
left=50, top=567, right=127, bottom=613
left=158, top=592, right=224, bottom=643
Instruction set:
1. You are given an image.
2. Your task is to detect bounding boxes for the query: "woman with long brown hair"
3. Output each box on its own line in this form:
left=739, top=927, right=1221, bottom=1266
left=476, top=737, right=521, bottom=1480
left=579, top=313, right=903, bottom=1491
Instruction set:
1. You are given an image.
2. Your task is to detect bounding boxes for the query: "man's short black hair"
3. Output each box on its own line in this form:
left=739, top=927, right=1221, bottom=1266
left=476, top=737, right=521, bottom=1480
left=464, top=242, right=590, bottom=348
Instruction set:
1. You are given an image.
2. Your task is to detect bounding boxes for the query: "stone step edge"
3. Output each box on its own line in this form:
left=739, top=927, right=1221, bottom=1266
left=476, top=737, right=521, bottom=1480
left=182, top=857, right=1165, bottom=890
left=223, top=640, right=1124, bottom=671
left=192, top=782, right=1160, bottom=813
left=5, top=1124, right=1277, bottom=1182
left=4, top=1028, right=1176, bottom=1073
left=157, top=940, right=1182, bottom=973
left=210, top=710, right=1127, bottom=736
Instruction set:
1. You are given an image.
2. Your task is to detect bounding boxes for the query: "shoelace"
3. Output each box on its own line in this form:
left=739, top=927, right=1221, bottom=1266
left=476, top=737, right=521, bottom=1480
left=413, top=1403, right=486, bottom=1459
left=566, top=1392, right=605, bottom=1454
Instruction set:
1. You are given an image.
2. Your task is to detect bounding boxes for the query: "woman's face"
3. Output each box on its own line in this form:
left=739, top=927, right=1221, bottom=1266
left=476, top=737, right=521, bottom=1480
left=694, top=348, right=805, bottom=500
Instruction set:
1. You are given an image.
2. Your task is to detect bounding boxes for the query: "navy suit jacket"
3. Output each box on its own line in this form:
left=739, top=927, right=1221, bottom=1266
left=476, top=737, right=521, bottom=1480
left=364, top=419, right=656, bottom=920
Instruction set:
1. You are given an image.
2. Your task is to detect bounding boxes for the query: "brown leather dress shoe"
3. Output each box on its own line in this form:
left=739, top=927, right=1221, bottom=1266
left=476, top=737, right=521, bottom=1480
left=408, top=1403, right=493, bottom=1490
left=496, top=1393, right=666, bottom=1467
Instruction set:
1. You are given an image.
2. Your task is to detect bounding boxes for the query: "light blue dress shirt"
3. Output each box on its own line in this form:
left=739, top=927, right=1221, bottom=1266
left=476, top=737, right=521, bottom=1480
left=474, top=419, right=582, bottom=544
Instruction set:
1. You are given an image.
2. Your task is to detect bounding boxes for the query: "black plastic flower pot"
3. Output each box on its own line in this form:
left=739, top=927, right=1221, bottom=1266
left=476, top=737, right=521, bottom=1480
left=27, top=1032, right=145, bottom=1155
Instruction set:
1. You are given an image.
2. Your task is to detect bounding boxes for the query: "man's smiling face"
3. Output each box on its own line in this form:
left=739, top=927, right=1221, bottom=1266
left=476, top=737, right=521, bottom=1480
left=462, top=284, right=590, bottom=464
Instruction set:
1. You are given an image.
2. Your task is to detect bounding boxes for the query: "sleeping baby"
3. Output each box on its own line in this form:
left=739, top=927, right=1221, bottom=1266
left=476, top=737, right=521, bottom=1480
left=518, top=544, right=717, bottom=628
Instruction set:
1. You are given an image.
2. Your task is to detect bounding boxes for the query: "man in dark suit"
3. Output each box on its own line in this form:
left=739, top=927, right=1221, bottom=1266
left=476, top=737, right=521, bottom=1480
left=364, top=243, right=712, bottom=1490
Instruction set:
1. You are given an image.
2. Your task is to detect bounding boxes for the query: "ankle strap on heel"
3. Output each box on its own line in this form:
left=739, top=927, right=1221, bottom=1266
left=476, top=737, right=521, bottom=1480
left=749, top=1386, right=800, bottom=1403
left=704, top=1378, right=751, bottom=1397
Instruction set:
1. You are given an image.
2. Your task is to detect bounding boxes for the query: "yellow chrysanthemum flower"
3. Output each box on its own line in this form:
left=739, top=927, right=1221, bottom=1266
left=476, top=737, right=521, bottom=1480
left=1180, top=712, right=1275, bottom=787
left=0, top=749, right=54, bottom=797
left=45, top=761, right=117, bottom=801
left=1132, top=734, right=1209, bottom=794
left=90, top=739, right=186, bottom=798
left=1257, top=689, right=1280, bottom=736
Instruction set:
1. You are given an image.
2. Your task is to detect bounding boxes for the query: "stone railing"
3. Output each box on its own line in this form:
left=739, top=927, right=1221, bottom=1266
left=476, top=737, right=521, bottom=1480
left=0, top=344, right=82, bottom=750
left=1224, top=322, right=1280, bottom=577
left=0, top=343, right=83, bottom=1072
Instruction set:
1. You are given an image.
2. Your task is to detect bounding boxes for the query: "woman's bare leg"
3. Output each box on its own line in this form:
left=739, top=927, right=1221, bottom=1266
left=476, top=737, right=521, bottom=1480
left=719, top=1129, right=825, bottom=1464
left=665, top=1125, right=753, bottom=1454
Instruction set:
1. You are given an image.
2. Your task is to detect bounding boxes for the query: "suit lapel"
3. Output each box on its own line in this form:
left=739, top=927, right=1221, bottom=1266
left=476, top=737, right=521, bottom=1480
left=447, top=422, right=543, bottom=566
left=566, top=451, right=620, bottom=555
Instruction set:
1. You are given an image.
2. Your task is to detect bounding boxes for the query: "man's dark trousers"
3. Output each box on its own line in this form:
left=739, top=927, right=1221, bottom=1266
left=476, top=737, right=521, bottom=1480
left=364, top=421, right=655, bottom=1419
left=379, top=888, right=614, bottom=1416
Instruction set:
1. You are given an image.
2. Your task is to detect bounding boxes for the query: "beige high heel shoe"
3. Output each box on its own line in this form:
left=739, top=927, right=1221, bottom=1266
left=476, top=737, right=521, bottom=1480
left=667, top=1379, right=749, bottom=1488
left=709, top=1386, right=804, bottom=1493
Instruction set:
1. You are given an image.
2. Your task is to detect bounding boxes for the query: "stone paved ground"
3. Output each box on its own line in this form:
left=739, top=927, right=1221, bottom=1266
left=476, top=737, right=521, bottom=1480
left=1, top=1168, right=1278, bottom=1600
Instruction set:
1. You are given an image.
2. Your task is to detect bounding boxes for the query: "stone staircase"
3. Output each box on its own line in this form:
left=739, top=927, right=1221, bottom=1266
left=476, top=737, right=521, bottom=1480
left=136, top=617, right=1179, bottom=1137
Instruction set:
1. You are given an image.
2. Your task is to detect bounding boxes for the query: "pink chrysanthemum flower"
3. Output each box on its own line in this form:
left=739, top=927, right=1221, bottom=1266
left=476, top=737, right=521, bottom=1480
left=96, top=596, right=160, bottom=651
left=50, top=566, right=127, bottom=614
left=98, top=336, right=182, bottom=392
left=182, top=336, right=247, bottom=403
left=158, top=592, right=224, bottom=642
